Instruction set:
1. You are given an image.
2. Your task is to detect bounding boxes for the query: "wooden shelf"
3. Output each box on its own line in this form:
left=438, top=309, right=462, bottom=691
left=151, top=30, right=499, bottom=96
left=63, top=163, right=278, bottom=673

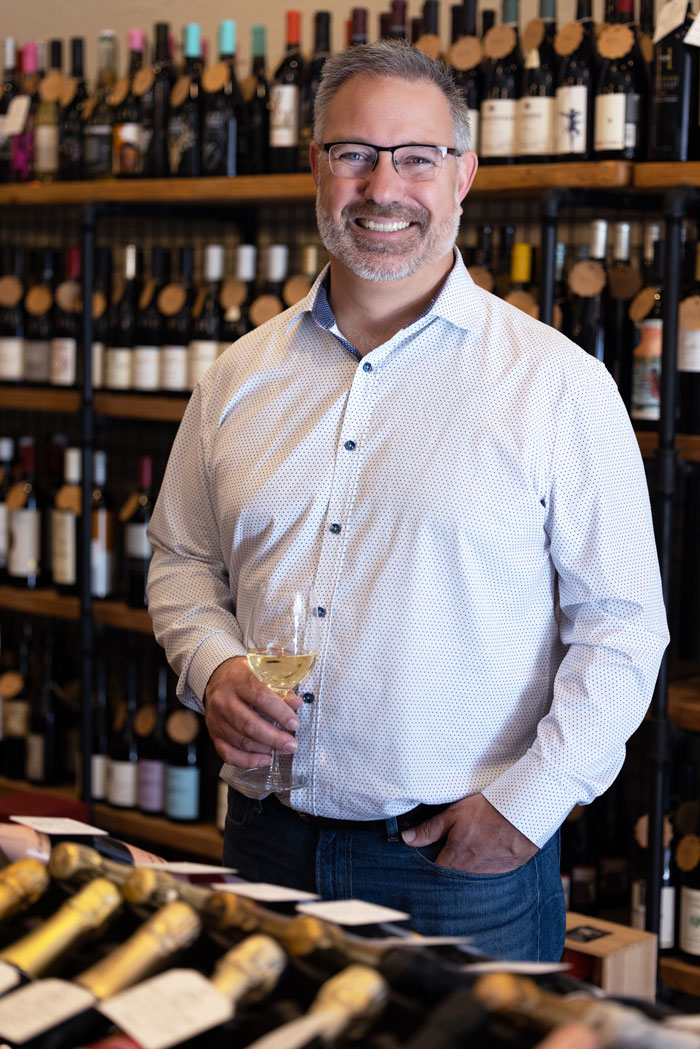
left=0, top=386, right=80, bottom=413
left=0, top=585, right=79, bottom=619
left=668, top=677, right=700, bottom=732
left=93, top=600, right=153, bottom=634
left=471, top=160, right=633, bottom=193
left=660, top=955, right=700, bottom=996
left=93, top=803, right=223, bottom=861
left=0, top=775, right=81, bottom=806
left=94, top=392, right=188, bottom=422
left=634, top=163, right=700, bottom=189
left=635, top=432, right=700, bottom=462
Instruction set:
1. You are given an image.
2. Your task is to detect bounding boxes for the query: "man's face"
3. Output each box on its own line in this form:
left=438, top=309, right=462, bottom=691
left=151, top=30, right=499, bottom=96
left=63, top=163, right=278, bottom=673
left=311, top=75, right=476, bottom=283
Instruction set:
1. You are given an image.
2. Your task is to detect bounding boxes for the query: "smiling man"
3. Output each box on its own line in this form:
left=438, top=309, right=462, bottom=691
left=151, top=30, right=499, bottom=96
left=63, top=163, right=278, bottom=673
left=147, top=42, right=668, bottom=961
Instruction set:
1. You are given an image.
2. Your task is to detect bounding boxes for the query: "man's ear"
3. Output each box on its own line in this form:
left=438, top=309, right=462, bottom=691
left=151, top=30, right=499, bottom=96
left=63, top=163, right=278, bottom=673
left=457, top=150, right=478, bottom=204
left=310, top=141, right=322, bottom=187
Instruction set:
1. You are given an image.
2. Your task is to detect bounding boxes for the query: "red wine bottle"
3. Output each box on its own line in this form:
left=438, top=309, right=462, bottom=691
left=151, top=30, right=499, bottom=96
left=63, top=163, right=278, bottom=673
left=247, top=26, right=270, bottom=175
left=135, top=658, right=168, bottom=815
left=564, top=219, right=609, bottom=364
left=593, top=0, right=649, bottom=160
left=26, top=628, right=61, bottom=785
left=91, top=651, right=110, bottom=801
left=49, top=245, right=81, bottom=388
left=555, top=0, right=596, bottom=160
left=649, top=0, right=699, bottom=162
left=106, top=244, right=140, bottom=391
left=121, top=454, right=153, bottom=609
left=298, top=12, right=331, bottom=173
left=517, top=0, right=556, bottom=163
left=202, top=20, right=248, bottom=177
left=141, top=22, right=174, bottom=178
left=0, top=244, right=25, bottom=384
left=480, top=0, right=522, bottom=165
left=159, top=245, right=194, bottom=393
left=164, top=708, right=202, bottom=823
left=106, top=656, right=140, bottom=809
left=2, top=619, right=32, bottom=779
left=350, top=7, right=368, bottom=45
left=133, top=245, right=169, bottom=393
left=7, top=437, right=44, bottom=589
left=269, top=10, right=303, bottom=174
left=23, top=247, right=55, bottom=385
left=189, top=243, right=223, bottom=389
left=446, top=1, right=481, bottom=154
left=0, top=436, right=14, bottom=583
left=57, top=37, right=88, bottom=180
left=112, top=29, right=146, bottom=178
left=679, top=241, right=700, bottom=435
left=167, top=23, right=203, bottom=177
left=51, top=445, right=82, bottom=596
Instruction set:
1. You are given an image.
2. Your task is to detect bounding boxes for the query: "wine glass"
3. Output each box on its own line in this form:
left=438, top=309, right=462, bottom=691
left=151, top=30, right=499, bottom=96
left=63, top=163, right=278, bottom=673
left=241, top=583, right=319, bottom=792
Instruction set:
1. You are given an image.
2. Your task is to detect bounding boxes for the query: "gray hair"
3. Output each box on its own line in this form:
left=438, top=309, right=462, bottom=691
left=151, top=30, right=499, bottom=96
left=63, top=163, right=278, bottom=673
left=313, top=40, right=472, bottom=153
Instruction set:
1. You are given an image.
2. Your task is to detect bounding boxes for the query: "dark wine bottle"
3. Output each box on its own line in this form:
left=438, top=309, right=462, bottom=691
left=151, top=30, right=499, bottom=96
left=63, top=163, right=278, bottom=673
left=91, top=651, right=110, bottom=801
left=26, top=628, right=61, bottom=785
left=83, top=30, right=117, bottom=180
left=269, top=10, right=304, bottom=174
left=517, top=0, right=556, bottom=163
left=248, top=244, right=288, bottom=328
left=49, top=244, right=81, bottom=388
left=0, top=244, right=25, bottom=384
left=605, top=220, right=639, bottom=409
left=7, top=437, right=44, bottom=589
left=168, top=23, right=203, bottom=177
left=121, top=454, right=153, bottom=609
left=0, top=38, right=20, bottom=182
left=111, top=28, right=146, bottom=178
left=91, top=244, right=112, bottom=391
left=106, top=243, right=140, bottom=391
left=555, top=0, right=596, bottom=160
left=135, top=659, right=168, bottom=815
left=202, top=20, right=249, bottom=177
left=221, top=243, right=257, bottom=345
left=106, top=657, right=140, bottom=809
left=350, top=7, right=369, bottom=45
left=593, top=0, right=649, bottom=161
left=57, top=37, right=88, bottom=180
left=9, top=41, right=40, bottom=183
left=634, top=809, right=676, bottom=954
left=552, top=242, right=571, bottom=333
left=23, top=247, right=55, bottom=385
left=133, top=245, right=169, bottom=392
left=247, top=26, right=270, bottom=175
left=164, top=708, right=202, bottom=822
left=298, top=12, right=331, bottom=173
left=445, top=2, right=481, bottom=155
left=649, top=0, right=700, bottom=162
left=388, top=0, right=408, bottom=39
left=479, top=0, right=522, bottom=165
left=679, top=241, right=700, bottom=435
left=91, top=449, right=117, bottom=600
left=51, top=445, right=82, bottom=595
left=0, top=436, right=14, bottom=583
left=630, top=238, right=664, bottom=429
left=564, top=219, right=609, bottom=364
left=2, top=620, right=32, bottom=779
left=140, top=22, right=174, bottom=179
left=189, top=243, right=224, bottom=389
left=159, top=245, right=194, bottom=393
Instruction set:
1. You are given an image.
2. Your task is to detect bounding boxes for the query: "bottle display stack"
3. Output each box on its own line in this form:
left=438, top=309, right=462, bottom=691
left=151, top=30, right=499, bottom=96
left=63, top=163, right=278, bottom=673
left=0, top=0, right=700, bottom=1016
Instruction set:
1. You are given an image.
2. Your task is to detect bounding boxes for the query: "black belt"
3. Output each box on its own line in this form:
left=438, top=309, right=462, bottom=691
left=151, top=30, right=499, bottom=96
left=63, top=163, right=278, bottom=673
left=291, top=801, right=451, bottom=833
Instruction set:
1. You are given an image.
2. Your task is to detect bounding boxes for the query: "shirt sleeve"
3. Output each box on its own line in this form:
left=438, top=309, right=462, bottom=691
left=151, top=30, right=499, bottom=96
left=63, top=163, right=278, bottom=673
left=482, top=358, right=669, bottom=848
left=146, top=384, right=246, bottom=713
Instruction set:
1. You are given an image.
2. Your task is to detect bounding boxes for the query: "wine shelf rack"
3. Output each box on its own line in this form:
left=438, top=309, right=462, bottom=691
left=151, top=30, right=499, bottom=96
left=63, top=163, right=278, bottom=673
left=0, top=587, right=152, bottom=632
left=0, top=387, right=81, bottom=413
left=659, top=956, right=700, bottom=997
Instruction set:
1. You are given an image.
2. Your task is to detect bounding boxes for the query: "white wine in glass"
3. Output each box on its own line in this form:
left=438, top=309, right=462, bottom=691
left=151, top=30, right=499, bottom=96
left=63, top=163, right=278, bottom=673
left=242, top=583, right=319, bottom=792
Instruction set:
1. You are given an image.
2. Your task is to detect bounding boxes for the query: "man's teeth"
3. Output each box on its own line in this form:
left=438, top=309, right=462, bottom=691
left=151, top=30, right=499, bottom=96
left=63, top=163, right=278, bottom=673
left=357, top=219, right=411, bottom=231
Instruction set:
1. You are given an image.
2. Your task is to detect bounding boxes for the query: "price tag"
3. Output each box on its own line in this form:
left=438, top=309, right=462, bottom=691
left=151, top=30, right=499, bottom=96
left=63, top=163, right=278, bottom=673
left=9, top=816, right=108, bottom=836
left=98, top=970, right=234, bottom=1049
left=653, top=0, right=687, bottom=43
left=351, top=934, right=471, bottom=949
left=296, top=899, right=410, bottom=925
left=136, top=862, right=238, bottom=875
left=210, top=882, right=319, bottom=902
left=684, top=14, right=700, bottom=46
left=4, top=96, right=31, bottom=137
left=459, top=960, right=571, bottom=974
left=0, top=963, right=20, bottom=996
left=0, top=979, right=96, bottom=1042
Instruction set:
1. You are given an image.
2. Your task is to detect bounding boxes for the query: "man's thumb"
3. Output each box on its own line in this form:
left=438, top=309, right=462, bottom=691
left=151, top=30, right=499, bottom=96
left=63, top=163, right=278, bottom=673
left=401, top=815, right=446, bottom=847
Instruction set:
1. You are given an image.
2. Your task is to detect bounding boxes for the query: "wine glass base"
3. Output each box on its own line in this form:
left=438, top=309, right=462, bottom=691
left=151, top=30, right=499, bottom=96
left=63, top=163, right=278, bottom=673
left=239, top=766, right=308, bottom=792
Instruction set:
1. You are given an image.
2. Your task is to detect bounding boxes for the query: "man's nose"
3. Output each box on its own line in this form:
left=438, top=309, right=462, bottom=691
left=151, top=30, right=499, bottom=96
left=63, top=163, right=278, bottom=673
left=361, top=152, right=405, bottom=203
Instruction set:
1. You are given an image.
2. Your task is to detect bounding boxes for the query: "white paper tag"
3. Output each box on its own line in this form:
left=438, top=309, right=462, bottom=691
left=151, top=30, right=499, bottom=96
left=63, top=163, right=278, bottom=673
left=653, top=0, right=687, bottom=42
left=98, top=970, right=234, bottom=1049
left=243, top=1013, right=325, bottom=1049
left=9, top=816, right=108, bottom=836
left=0, top=980, right=96, bottom=1042
left=0, top=963, right=20, bottom=996
left=684, top=15, right=700, bottom=46
left=3, top=96, right=30, bottom=137
left=136, top=862, right=238, bottom=875
left=209, top=882, right=319, bottom=902
left=296, top=899, right=410, bottom=925
left=459, top=960, right=572, bottom=974
left=350, top=935, right=471, bottom=949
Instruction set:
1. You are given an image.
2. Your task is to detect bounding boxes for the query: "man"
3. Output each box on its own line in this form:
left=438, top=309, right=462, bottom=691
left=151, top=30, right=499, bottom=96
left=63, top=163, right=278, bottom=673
left=147, top=41, right=668, bottom=962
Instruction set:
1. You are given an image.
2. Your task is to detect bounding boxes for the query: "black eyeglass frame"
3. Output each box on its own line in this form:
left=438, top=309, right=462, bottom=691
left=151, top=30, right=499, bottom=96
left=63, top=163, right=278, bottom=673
left=321, top=142, right=462, bottom=176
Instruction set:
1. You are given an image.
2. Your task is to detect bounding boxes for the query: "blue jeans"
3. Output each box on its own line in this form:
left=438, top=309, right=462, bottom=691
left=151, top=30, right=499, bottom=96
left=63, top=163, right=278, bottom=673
left=222, top=791, right=566, bottom=962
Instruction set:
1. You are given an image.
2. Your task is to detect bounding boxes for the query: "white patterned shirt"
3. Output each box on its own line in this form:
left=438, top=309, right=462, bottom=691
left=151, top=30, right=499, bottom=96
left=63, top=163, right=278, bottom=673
left=147, top=249, right=668, bottom=847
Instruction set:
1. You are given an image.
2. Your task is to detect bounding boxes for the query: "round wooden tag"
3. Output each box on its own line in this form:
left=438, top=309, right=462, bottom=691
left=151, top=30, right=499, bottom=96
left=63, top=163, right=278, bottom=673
left=505, top=289, right=539, bottom=317
left=568, top=259, right=607, bottom=298
left=522, top=18, right=545, bottom=53
left=676, top=800, right=700, bottom=837
left=108, top=77, right=129, bottom=107
left=629, top=285, right=657, bottom=323
left=134, top=705, right=158, bottom=737
left=56, top=485, right=82, bottom=514
left=680, top=295, right=700, bottom=332
left=608, top=263, right=642, bottom=301
left=170, top=76, right=191, bottom=108
left=554, top=21, right=584, bottom=56
left=220, top=278, right=248, bottom=309
left=158, top=283, right=187, bottom=316
left=133, top=68, right=155, bottom=96
left=677, top=834, right=700, bottom=873
left=597, top=23, right=635, bottom=60
left=6, top=482, right=28, bottom=511
left=445, top=36, right=482, bottom=70
left=138, top=280, right=155, bottom=311
left=249, top=294, right=284, bottom=327
left=203, top=61, right=230, bottom=93
left=0, top=275, right=24, bottom=308
left=283, top=275, right=312, bottom=307
left=60, top=77, right=78, bottom=108
left=82, top=95, right=98, bottom=121
left=24, top=285, right=53, bottom=315
left=39, top=71, right=65, bottom=103
left=468, top=265, right=495, bottom=292
left=55, top=279, right=81, bottom=313
left=0, top=671, right=24, bottom=699
left=414, top=33, right=442, bottom=59
left=483, top=23, right=517, bottom=60
left=92, top=290, right=108, bottom=319
left=167, top=709, right=200, bottom=744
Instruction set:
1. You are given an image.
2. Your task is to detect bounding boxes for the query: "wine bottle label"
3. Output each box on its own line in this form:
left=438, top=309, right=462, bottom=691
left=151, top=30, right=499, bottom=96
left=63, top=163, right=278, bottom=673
left=202, top=110, right=237, bottom=176
left=105, top=347, right=133, bottom=390
left=679, top=329, right=700, bottom=374
left=84, top=127, right=112, bottom=177
left=216, top=778, right=229, bottom=831
left=165, top=765, right=201, bottom=821
left=4, top=699, right=29, bottom=738
left=92, top=341, right=105, bottom=389
left=91, top=752, right=108, bottom=800
left=680, top=885, right=700, bottom=954
left=632, top=879, right=675, bottom=949
left=269, top=84, right=299, bottom=147
left=468, top=108, right=480, bottom=154
left=23, top=339, right=51, bottom=383
left=0, top=337, right=23, bottom=381
left=517, top=96, right=555, bottom=156
left=446, top=37, right=483, bottom=71
left=0, top=963, right=20, bottom=996
left=479, top=99, right=518, bottom=158
left=125, top=522, right=152, bottom=560
left=631, top=318, right=662, bottom=420
left=0, top=979, right=96, bottom=1044
left=188, top=340, right=219, bottom=388
left=161, top=346, right=188, bottom=391
left=8, top=508, right=41, bottom=579
left=594, top=92, right=641, bottom=152
left=138, top=758, right=166, bottom=813
left=91, top=538, right=117, bottom=599
left=49, top=337, right=77, bottom=386
left=25, top=733, right=45, bottom=782
left=133, top=347, right=160, bottom=390
left=113, top=122, right=144, bottom=176
left=34, top=124, right=59, bottom=173
left=51, top=508, right=77, bottom=586
left=0, top=502, right=7, bottom=569
left=556, top=85, right=588, bottom=154
left=107, top=758, right=139, bottom=808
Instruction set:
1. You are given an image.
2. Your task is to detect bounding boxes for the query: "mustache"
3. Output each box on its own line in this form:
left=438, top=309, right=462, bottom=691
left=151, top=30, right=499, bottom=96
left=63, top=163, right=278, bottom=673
left=342, top=201, right=429, bottom=228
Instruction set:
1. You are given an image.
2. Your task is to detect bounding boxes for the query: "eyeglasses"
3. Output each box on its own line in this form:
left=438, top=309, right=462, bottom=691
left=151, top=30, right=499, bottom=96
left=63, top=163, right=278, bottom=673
left=322, top=142, right=461, bottom=182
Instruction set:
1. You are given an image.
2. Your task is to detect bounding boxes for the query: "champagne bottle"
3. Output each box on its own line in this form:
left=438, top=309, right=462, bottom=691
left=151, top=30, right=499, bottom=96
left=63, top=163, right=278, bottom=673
left=106, top=657, right=140, bottom=809
left=605, top=220, right=639, bottom=409
left=0, top=823, right=164, bottom=867
left=517, top=0, right=556, bottom=163
left=133, top=245, right=169, bottom=392
left=480, top=0, right=522, bottom=165
left=112, top=28, right=146, bottom=178
left=0, top=859, right=50, bottom=926
left=298, top=12, right=331, bottom=173
left=91, top=450, right=117, bottom=600
left=141, top=23, right=174, bottom=179
left=679, top=242, right=700, bottom=435
left=1, top=620, right=32, bottom=779
left=189, top=243, right=223, bottom=389
left=164, top=708, right=202, bottom=822
left=202, top=20, right=248, bottom=178
left=445, top=1, right=481, bottom=155
left=221, top=243, right=257, bottom=345
left=0, top=436, right=14, bottom=582
left=51, top=446, right=81, bottom=595
left=159, top=245, right=194, bottom=392
left=58, top=37, right=88, bottom=180
left=10, top=41, right=40, bottom=182
left=555, top=0, right=596, bottom=160
left=248, top=244, right=288, bottom=328
left=247, top=26, right=270, bottom=176
left=0, top=39, right=20, bottom=182
left=91, top=652, right=110, bottom=800
left=649, top=1, right=699, bottom=162
left=83, top=29, right=117, bottom=181
left=106, top=243, right=140, bottom=391
left=593, top=0, right=649, bottom=160
left=0, top=245, right=25, bottom=384
left=630, top=238, right=664, bottom=429
left=269, top=10, right=303, bottom=175
left=135, top=659, right=168, bottom=815
left=25, top=628, right=61, bottom=785
left=34, top=40, right=62, bottom=184
left=564, top=219, right=609, bottom=364
left=121, top=454, right=153, bottom=608
left=49, top=245, right=81, bottom=388
left=23, top=247, right=55, bottom=385
left=7, top=438, right=44, bottom=590
left=168, top=23, right=203, bottom=178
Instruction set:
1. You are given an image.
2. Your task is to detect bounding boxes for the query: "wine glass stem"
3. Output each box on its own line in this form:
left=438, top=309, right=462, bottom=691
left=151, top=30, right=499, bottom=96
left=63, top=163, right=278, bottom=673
left=268, top=748, right=281, bottom=776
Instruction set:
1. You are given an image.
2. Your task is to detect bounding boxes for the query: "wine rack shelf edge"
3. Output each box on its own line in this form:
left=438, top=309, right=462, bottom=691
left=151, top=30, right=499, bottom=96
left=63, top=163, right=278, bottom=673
left=659, top=956, right=700, bottom=996
left=0, top=387, right=81, bottom=413
left=0, top=588, right=153, bottom=631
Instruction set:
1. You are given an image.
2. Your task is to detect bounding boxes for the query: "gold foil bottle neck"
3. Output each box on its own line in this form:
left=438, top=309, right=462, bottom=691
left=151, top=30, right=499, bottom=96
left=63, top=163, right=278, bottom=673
left=211, top=934, right=287, bottom=1003
left=283, top=915, right=344, bottom=957
left=0, top=858, right=50, bottom=920
left=49, top=842, right=103, bottom=882
left=203, top=891, right=260, bottom=934
left=122, top=868, right=211, bottom=912
left=309, top=964, right=389, bottom=1039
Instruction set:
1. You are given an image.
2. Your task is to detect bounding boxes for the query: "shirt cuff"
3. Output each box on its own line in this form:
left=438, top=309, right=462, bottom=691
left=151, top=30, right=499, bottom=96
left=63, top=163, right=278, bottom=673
left=185, top=631, right=247, bottom=710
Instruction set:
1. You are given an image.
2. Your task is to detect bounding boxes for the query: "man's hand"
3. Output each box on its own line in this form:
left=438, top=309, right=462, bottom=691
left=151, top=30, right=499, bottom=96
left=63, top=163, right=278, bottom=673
left=401, top=794, right=538, bottom=873
left=204, top=656, right=303, bottom=769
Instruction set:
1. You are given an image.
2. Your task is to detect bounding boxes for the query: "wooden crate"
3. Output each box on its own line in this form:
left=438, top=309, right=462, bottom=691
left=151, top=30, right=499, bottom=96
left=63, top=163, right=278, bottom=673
left=564, top=912, right=657, bottom=1001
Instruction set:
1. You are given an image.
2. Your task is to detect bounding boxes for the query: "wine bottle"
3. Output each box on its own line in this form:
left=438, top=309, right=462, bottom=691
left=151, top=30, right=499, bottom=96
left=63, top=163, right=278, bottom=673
left=593, top=0, right=649, bottom=161
left=221, top=243, right=257, bottom=345
left=504, top=242, right=539, bottom=318
left=555, top=0, right=596, bottom=160
left=482, top=8, right=496, bottom=36
left=51, top=445, right=82, bottom=595
left=1, top=619, right=32, bottom=779
left=0, top=823, right=164, bottom=867
left=91, top=244, right=112, bottom=391
left=493, top=224, right=515, bottom=298
left=551, top=242, right=571, bottom=333
left=23, top=247, right=55, bottom=385
left=133, top=245, right=169, bottom=392
left=564, top=219, right=609, bottom=364
left=0, top=39, right=20, bottom=182
left=679, top=242, right=700, bottom=435
left=140, top=22, right=174, bottom=179
left=0, top=436, right=14, bottom=583
left=283, top=245, right=320, bottom=308
left=298, top=12, right=331, bottom=173
left=189, top=243, right=224, bottom=389
left=605, top=220, right=640, bottom=409
left=106, top=243, right=140, bottom=391
left=91, top=450, right=117, bottom=599
left=479, top=0, right=522, bottom=165
left=388, top=0, right=408, bottom=39
left=247, top=26, right=270, bottom=176
left=159, top=245, right=194, bottom=393
left=168, top=23, right=203, bottom=178
left=517, top=0, right=556, bottom=163
left=0, top=244, right=25, bottom=384
left=649, top=1, right=700, bottom=162
left=411, top=15, right=425, bottom=44
left=42, top=432, right=66, bottom=584
left=269, top=10, right=304, bottom=175
left=633, top=810, right=676, bottom=953
left=34, top=40, right=62, bottom=183
left=0, top=859, right=50, bottom=927
left=248, top=244, right=288, bottom=328
left=629, top=238, right=664, bottom=428
left=106, top=657, right=140, bottom=809
left=25, top=628, right=61, bottom=785
left=641, top=221, right=662, bottom=286
left=49, top=245, right=81, bottom=388
left=135, top=659, right=168, bottom=815
left=83, top=30, right=117, bottom=180
left=9, top=41, right=40, bottom=183
left=350, top=7, right=368, bottom=45
left=57, top=37, right=88, bottom=180
left=164, top=708, right=202, bottom=822
left=445, top=1, right=481, bottom=155
left=91, top=651, right=110, bottom=800
left=121, top=454, right=153, bottom=608
left=202, top=20, right=248, bottom=178
left=7, top=437, right=44, bottom=590
left=111, top=28, right=146, bottom=177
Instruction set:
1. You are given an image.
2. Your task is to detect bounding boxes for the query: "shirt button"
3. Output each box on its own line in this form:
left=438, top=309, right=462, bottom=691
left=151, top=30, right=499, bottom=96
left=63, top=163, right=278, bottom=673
left=362, top=361, right=373, bottom=373
left=344, top=440, right=356, bottom=451
left=302, top=692, right=315, bottom=704
left=317, top=606, right=326, bottom=618
left=329, top=523, right=341, bottom=534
